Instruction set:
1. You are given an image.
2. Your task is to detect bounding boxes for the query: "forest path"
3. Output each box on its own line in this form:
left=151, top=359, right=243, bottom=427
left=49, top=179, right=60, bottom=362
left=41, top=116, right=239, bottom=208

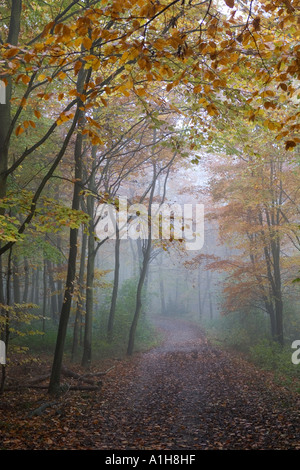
left=2, top=316, right=299, bottom=450
left=81, top=316, right=300, bottom=450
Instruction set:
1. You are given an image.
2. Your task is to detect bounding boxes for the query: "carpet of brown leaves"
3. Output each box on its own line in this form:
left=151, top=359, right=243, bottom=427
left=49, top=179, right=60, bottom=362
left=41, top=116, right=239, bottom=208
left=0, top=317, right=299, bottom=450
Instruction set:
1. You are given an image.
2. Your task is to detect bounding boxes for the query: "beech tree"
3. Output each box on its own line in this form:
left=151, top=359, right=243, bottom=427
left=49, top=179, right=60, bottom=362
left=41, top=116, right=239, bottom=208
left=206, top=124, right=300, bottom=344
left=0, top=0, right=299, bottom=395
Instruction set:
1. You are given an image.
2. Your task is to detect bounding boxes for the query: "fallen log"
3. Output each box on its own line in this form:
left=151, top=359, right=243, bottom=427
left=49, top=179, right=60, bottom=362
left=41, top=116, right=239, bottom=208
left=4, top=364, right=113, bottom=391
left=25, top=384, right=101, bottom=391
left=25, top=373, right=51, bottom=385
left=27, top=401, right=57, bottom=417
left=61, top=366, right=97, bottom=385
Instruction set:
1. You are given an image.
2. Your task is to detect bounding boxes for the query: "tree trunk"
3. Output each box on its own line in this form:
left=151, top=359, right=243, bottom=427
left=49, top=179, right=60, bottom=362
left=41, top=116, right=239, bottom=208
left=272, top=238, right=284, bottom=345
left=42, top=257, right=47, bottom=332
left=72, top=228, right=87, bottom=362
left=46, top=260, right=58, bottom=322
left=81, top=147, right=96, bottom=369
left=198, top=265, right=202, bottom=319
left=81, top=209, right=95, bottom=368
left=23, top=257, right=29, bottom=303
left=107, top=224, right=120, bottom=342
left=12, top=255, right=20, bottom=304
left=48, top=67, right=87, bottom=395
left=159, top=278, right=166, bottom=316
left=127, top=164, right=157, bottom=356
left=0, top=248, right=12, bottom=394
left=0, top=1, right=22, bottom=211
left=56, top=235, right=64, bottom=313
left=34, top=267, right=40, bottom=306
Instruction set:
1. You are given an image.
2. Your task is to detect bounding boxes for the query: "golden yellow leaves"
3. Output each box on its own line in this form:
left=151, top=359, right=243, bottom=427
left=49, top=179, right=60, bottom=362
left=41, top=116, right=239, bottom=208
left=34, top=43, right=45, bottom=52
left=120, top=47, right=141, bottom=64
left=264, top=120, right=280, bottom=131
left=117, top=79, right=134, bottom=97
left=37, top=74, right=47, bottom=82
left=56, top=111, right=74, bottom=126
left=82, top=37, right=92, bottom=51
left=138, top=56, right=152, bottom=72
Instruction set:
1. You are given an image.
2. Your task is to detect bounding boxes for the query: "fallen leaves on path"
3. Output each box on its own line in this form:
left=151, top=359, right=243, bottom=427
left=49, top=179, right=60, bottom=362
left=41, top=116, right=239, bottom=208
left=0, top=318, right=299, bottom=450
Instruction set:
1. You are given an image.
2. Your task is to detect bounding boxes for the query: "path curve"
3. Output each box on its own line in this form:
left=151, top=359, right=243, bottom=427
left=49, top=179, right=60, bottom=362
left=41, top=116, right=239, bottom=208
left=82, top=316, right=300, bottom=450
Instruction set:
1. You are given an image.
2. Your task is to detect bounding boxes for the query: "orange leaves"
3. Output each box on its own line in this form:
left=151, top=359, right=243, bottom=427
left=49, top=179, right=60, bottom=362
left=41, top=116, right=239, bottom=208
left=74, top=60, right=83, bottom=76
left=82, top=128, right=103, bottom=145
left=56, top=111, right=75, bottom=126
left=82, top=37, right=93, bottom=51
left=36, top=92, right=53, bottom=101
left=285, top=140, right=297, bottom=151
left=100, top=97, right=108, bottom=107
left=120, top=47, right=141, bottom=64
left=15, top=125, right=24, bottom=136
left=4, top=47, right=20, bottom=59
left=16, top=74, right=30, bottom=85
left=24, top=120, right=36, bottom=129
left=138, top=56, right=152, bottom=72
left=224, top=0, right=235, bottom=7
left=278, top=82, right=288, bottom=92
left=15, top=120, right=36, bottom=136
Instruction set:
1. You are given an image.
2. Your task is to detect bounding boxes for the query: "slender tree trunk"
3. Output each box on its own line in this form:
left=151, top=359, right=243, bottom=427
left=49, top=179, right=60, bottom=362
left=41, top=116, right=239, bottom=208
left=42, top=257, right=47, bottom=332
left=48, top=67, right=87, bottom=395
left=35, top=267, right=40, bottom=306
left=81, top=215, right=95, bottom=368
left=0, top=248, right=12, bottom=394
left=0, top=248, right=4, bottom=305
left=72, top=228, right=87, bottom=362
left=23, top=257, right=29, bottom=303
left=0, top=0, right=22, bottom=210
left=158, top=253, right=166, bottom=315
left=159, top=278, right=166, bottom=316
left=129, top=238, right=138, bottom=278
left=175, top=276, right=179, bottom=307
left=48, top=147, right=83, bottom=392
left=81, top=147, right=96, bottom=368
left=127, top=249, right=150, bottom=356
left=272, top=238, right=284, bottom=345
left=198, top=265, right=202, bottom=319
left=127, top=164, right=157, bottom=356
left=12, top=255, right=20, bottom=304
left=107, top=224, right=120, bottom=342
left=209, top=291, right=213, bottom=320
left=30, top=268, right=35, bottom=303
left=46, top=260, right=58, bottom=322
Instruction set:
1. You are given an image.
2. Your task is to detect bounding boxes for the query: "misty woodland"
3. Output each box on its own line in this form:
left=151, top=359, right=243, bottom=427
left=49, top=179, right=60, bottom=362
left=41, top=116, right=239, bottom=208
left=0, top=0, right=299, bottom=452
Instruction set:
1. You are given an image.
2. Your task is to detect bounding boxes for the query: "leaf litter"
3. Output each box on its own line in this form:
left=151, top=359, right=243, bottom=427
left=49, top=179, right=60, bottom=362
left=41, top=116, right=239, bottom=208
left=0, top=317, right=299, bottom=450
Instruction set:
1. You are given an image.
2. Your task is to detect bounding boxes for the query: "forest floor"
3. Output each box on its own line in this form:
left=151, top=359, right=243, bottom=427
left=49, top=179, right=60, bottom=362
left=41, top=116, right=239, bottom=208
left=0, top=316, right=300, bottom=451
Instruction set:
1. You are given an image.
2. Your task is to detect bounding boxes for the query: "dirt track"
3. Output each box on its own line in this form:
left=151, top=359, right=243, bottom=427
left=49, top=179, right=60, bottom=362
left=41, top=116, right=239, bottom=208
left=1, top=316, right=300, bottom=450
left=82, top=316, right=300, bottom=450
